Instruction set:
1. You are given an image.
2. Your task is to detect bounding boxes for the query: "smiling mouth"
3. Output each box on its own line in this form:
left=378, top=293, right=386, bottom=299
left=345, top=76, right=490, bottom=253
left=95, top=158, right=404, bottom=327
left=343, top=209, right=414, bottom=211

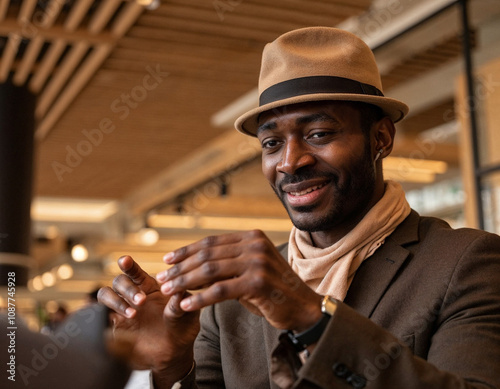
left=289, top=183, right=327, bottom=196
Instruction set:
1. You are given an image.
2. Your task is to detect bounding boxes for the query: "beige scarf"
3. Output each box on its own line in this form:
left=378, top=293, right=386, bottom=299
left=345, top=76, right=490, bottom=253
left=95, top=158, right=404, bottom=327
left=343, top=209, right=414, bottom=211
left=288, top=180, right=410, bottom=301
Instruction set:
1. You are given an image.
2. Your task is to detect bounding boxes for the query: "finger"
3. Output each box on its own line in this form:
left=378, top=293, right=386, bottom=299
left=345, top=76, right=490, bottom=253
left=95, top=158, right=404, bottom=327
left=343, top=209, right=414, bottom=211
left=159, top=257, right=243, bottom=295
left=164, top=292, right=189, bottom=320
left=111, top=274, right=146, bottom=307
left=164, top=292, right=201, bottom=336
left=118, top=255, right=159, bottom=293
left=97, top=286, right=137, bottom=318
left=157, top=243, right=243, bottom=285
left=178, top=277, right=244, bottom=311
left=163, top=232, right=252, bottom=264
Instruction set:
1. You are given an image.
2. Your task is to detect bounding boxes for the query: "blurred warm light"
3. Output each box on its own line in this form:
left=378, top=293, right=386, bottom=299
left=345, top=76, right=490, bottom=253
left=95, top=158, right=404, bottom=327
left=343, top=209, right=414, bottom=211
left=383, top=157, right=448, bottom=183
left=32, top=276, right=44, bottom=291
left=45, top=225, right=60, bottom=239
left=57, top=264, right=74, bottom=280
left=71, top=244, right=89, bottom=262
left=148, top=214, right=196, bottom=229
left=32, top=198, right=118, bottom=222
left=148, top=214, right=292, bottom=232
left=198, top=216, right=292, bottom=231
left=136, top=228, right=159, bottom=246
left=136, top=0, right=160, bottom=10
left=45, top=300, right=59, bottom=313
left=42, top=271, right=56, bottom=287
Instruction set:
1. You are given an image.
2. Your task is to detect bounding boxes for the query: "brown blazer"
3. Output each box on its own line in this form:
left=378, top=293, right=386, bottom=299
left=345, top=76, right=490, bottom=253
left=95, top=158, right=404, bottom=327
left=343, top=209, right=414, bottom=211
left=188, top=210, right=500, bottom=388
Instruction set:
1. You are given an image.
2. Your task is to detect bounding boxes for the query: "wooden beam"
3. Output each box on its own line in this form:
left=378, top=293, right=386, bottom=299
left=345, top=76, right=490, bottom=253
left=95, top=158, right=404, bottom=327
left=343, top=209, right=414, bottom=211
left=111, top=1, right=144, bottom=37
left=0, top=19, right=117, bottom=45
left=17, top=0, right=36, bottom=21
left=36, top=2, right=145, bottom=140
left=124, top=129, right=262, bottom=215
left=36, top=41, right=90, bottom=117
left=88, top=0, right=123, bottom=34
left=0, top=34, right=20, bottom=82
left=12, top=35, right=44, bottom=86
left=392, top=137, right=459, bottom=166
left=38, top=0, right=64, bottom=26
left=13, top=0, right=63, bottom=86
left=29, top=39, right=66, bottom=93
left=0, top=0, right=8, bottom=21
left=35, top=44, right=113, bottom=140
left=65, top=0, right=95, bottom=31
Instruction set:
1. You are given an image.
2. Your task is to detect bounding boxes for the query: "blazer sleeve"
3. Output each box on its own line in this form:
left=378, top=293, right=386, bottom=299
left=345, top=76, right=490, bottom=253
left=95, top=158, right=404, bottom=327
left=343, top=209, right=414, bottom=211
left=277, top=232, right=500, bottom=389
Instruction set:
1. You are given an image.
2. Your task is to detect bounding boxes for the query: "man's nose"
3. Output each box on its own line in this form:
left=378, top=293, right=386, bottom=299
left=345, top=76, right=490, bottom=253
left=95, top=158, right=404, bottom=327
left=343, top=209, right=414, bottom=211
left=277, top=139, right=315, bottom=175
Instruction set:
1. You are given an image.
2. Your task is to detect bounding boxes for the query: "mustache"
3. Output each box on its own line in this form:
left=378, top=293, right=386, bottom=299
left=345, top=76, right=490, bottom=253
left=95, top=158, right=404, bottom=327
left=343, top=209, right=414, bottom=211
left=278, top=170, right=336, bottom=190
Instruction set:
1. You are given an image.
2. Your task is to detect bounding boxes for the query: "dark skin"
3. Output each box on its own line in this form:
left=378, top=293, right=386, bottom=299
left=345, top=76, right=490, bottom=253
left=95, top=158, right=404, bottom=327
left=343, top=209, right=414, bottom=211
left=98, top=100, right=395, bottom=388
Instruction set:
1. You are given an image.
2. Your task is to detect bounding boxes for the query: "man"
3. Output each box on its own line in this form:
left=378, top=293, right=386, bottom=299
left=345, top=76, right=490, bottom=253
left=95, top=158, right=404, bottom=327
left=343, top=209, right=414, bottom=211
left=98, top=27, right=500, bottom=388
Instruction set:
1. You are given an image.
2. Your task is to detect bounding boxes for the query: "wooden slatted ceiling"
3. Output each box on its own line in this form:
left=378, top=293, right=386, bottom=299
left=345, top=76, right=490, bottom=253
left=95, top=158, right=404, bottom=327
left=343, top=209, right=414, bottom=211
left=1, top=0, right=465, bottom=202
left=381, top=33, right=476, bottom=90
left=0, top=0, right=144, bottom=140
left=29, top=0, right=371, bottom=199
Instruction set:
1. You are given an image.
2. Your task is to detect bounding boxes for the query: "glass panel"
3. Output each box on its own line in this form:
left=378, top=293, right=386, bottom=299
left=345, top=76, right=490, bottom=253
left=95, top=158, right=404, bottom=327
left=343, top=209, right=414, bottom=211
left=482, top=171, right=500, bottom=234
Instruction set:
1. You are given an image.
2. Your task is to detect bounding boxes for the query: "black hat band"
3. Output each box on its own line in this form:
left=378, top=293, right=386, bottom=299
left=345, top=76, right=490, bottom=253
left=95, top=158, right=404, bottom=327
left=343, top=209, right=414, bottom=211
left=259, top=75, right=384, bottom=106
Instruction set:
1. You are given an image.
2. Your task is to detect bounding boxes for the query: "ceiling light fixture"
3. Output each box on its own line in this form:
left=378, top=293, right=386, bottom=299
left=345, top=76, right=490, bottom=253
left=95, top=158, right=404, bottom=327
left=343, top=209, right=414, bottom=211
left=71, top=244, right=89, bottom=262
left=136, top=0, right=160, bottom=10
left=32, top=198, right=118, bottom=223
left=148, top=214, right=292, bottom=232
left=57, top=264, right=74, bottom=280
left=136, top=227, right=160, bottom=246
left=42, top=271, right=56, bottom=287
left=31, top=276, right=44, bottom=291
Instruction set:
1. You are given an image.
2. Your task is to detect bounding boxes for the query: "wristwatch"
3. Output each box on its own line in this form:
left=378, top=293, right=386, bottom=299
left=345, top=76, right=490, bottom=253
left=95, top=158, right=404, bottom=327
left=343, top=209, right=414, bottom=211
left=286, top=296, right=338, bottom=352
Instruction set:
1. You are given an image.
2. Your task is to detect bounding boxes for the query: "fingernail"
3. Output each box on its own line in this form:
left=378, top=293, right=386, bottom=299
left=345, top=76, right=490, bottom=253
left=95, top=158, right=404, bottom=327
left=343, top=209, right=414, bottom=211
left=125, top=307, right=135, bottom=318
left=156, top=271, right=167, bottom=283
left=133, top=293, right=144, bottom=304
left=161, top=281, right=173, bottom=294
left=180, top=298, right=191, bottom=310
left=163, top=252, right=174, bottom=263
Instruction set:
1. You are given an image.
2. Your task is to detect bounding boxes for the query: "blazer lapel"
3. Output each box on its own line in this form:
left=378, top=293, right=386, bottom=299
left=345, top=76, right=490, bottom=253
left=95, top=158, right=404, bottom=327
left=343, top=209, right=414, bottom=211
left=343, top=210, right=420, bottom=318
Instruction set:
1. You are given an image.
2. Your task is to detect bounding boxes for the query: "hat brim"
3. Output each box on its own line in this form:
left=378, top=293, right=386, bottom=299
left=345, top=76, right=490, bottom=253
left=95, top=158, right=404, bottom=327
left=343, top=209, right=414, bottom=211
left=235, top=93, right=409, bottom=137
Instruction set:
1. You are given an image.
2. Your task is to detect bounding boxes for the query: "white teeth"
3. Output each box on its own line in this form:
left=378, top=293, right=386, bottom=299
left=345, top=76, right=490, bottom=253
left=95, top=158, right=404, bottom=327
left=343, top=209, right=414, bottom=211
left=290, top=183, right=325, bottom=196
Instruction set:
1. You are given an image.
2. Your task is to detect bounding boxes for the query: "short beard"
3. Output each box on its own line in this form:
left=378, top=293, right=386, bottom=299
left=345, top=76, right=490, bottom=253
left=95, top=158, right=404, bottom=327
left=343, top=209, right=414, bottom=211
left=273, top=145, right=376, bottom=233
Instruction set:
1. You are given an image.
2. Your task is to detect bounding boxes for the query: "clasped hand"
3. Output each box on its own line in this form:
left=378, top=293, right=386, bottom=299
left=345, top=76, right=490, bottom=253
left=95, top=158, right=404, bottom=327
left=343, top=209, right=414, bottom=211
left=98, top=230, right=322, bottom=383
left=156, top=230, right=322, bottom=332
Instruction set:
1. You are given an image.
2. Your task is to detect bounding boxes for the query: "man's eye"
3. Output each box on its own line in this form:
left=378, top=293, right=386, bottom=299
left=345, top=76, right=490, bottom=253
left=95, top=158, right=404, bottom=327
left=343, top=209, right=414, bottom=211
left=310, top=131, right=329, bottom=139
left=262, top=140, right=279, bottom=149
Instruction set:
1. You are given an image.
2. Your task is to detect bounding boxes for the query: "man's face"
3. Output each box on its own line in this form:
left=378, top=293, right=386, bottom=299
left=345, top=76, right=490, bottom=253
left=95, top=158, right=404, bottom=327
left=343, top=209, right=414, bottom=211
left=257, top=101, right=377, bottom=233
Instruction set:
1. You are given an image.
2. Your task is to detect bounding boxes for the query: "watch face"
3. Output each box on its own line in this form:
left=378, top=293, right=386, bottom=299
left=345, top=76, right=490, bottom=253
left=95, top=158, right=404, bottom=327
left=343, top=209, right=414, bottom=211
left=321, top=296, right=338, bottom=316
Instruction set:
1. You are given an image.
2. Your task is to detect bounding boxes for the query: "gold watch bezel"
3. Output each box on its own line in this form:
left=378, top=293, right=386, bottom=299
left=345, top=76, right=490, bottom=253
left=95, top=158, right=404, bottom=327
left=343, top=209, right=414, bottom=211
left=321, top=295, right=338, bottom=317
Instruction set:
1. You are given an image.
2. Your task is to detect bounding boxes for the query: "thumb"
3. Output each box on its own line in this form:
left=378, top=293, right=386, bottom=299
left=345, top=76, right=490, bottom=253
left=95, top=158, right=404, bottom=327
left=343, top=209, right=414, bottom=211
left=164, top=292, right=191, bottom=320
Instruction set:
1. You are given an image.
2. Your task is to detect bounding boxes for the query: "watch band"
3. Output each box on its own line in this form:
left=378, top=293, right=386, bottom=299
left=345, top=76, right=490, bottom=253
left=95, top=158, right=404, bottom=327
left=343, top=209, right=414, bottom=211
left=286, top=296, right=337, bottom=352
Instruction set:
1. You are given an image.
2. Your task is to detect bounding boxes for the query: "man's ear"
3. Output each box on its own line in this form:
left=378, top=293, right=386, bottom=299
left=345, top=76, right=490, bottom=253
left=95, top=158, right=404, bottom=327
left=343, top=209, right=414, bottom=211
left=372, top=117, right=396, bottom=159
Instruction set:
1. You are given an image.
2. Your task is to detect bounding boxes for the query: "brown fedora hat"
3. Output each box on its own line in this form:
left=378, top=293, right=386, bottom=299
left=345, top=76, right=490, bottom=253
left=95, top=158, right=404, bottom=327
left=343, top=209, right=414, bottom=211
left=235, top=27, right=409, bottom=136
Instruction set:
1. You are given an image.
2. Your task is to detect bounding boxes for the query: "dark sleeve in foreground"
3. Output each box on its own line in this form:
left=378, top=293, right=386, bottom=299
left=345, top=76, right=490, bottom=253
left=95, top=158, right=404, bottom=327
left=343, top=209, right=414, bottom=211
left=0, top=304, right=130, bottom=389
